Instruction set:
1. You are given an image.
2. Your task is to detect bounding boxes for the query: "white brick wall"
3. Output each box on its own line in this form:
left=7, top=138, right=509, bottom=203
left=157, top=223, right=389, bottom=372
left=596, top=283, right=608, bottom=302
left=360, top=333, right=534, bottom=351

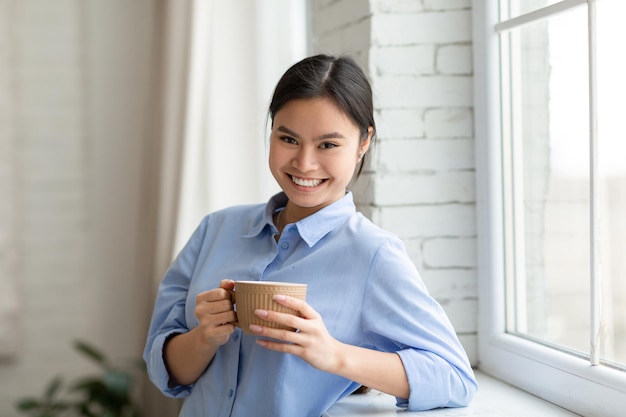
left=312, top=0, right=477, bottom=364
left=437, top=44, right=473, bottom=74
left=371, top=9, right=471, bottom=45
left=378, top=139, right=475, bottom=171
left=371, top=45, right=435, bottom=75
left=374, top=75, right=473, bottom=107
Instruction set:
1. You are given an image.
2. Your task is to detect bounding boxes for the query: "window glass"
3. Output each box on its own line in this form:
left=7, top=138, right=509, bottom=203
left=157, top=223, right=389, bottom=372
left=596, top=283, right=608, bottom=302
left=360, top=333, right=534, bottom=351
left=502, top=0, right=626, bottom=369
left=597, top=0, right=626, bottom=367
left=507, top=0, right=562, bottom=19
left=502, top=7, right=591, bottom=356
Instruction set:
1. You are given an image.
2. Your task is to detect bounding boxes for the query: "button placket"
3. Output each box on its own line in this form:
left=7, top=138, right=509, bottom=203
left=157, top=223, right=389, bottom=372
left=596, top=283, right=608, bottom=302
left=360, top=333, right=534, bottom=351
left=278, top=225, right=298, bottom=252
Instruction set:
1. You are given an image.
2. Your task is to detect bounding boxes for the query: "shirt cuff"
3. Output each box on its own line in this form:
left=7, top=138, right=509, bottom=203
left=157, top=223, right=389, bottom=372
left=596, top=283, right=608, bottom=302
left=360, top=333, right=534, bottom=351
left=146, top=330, right=193, bottom=398
left=395, top=349, right=476, bottom=411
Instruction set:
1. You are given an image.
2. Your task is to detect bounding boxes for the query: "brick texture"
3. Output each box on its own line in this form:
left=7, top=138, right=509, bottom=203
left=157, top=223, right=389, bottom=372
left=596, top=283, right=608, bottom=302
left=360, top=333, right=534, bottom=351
left=313, top=0, right=477, bottom=364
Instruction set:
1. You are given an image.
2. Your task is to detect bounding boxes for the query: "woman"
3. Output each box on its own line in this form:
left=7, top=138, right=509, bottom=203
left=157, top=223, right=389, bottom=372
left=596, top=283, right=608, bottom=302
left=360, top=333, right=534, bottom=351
left=144, top=54, right=477, bottom=416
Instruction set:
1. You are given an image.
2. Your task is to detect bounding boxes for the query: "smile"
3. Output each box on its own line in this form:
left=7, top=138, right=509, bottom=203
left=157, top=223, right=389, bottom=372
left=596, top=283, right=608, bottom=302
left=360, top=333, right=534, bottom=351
left=291, top=175, right=324, bottom=187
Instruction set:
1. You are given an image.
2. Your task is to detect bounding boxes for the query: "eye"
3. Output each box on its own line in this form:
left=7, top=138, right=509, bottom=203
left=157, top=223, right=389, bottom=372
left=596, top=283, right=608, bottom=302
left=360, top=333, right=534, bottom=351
left=319, top=142, right=338, bottom=149
left=280, top=136, right=297, bottom=145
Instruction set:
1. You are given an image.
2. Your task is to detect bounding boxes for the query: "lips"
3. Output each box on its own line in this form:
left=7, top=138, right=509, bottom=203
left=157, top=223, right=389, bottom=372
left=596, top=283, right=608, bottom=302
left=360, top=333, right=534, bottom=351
left=291, top=175, right=324, bottom=187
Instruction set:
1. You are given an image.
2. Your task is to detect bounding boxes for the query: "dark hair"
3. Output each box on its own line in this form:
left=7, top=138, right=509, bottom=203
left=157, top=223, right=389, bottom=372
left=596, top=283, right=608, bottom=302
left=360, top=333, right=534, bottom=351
left=269, top=54, right=376, bottom=176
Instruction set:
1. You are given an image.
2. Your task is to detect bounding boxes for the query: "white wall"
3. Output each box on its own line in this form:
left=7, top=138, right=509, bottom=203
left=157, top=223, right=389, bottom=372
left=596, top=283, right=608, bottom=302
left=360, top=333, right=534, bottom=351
left=0, top=1, right=159, bottom=414
left=0, top=0, right=20, bottom=359
left=311, top=0, right=477, bottom=364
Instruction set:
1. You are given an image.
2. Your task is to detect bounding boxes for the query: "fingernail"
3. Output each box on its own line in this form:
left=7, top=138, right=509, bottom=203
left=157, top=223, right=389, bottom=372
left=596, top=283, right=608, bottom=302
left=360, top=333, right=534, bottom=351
left=255, top=309, right=268, bottom=317
left=249, top=324, right=263, bottom=333
left=273, top=294, right=286, bottom=301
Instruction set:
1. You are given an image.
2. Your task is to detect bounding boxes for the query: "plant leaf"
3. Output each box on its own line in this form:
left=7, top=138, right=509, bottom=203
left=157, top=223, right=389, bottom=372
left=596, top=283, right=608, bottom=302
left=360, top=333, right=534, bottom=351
left=71, top=377, right=107, bottom=395
left=104, top=370, right=133, bottom=395
left=73, top=340, right=107, bottom=366
left=44, top=376, right=64, bottom=400
left=15, top=398, right=40, bottom=411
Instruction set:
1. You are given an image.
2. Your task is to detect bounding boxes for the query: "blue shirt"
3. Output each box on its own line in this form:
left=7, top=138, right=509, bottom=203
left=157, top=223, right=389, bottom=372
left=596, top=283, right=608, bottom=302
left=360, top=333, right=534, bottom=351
left=144, top=192, right=477, bottom=416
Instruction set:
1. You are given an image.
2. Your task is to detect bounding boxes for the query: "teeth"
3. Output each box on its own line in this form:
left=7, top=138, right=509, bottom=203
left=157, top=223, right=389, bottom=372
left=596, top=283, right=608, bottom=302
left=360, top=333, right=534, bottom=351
left=291, top=176, right=322, bottom=187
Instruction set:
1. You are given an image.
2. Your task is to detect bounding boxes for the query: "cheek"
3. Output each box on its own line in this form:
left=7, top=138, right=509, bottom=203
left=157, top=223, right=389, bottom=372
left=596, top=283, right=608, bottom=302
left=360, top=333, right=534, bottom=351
left=268, top=150, right=277, bottom=173
left=268, top=145, right=284, bottom=175
left=268, top=140, right=278, bottom=162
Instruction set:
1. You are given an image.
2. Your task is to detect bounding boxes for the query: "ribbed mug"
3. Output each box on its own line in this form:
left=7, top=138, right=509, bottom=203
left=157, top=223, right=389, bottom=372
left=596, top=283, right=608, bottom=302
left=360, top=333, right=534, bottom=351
left=230, top=281, right=307, bottom=334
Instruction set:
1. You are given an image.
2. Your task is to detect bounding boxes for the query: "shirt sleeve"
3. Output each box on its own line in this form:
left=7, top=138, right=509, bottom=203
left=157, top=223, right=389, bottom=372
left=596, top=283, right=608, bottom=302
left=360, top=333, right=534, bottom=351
left=360, top=236, right=478, bottom=411
left=143, top=217, right=209, bottom=398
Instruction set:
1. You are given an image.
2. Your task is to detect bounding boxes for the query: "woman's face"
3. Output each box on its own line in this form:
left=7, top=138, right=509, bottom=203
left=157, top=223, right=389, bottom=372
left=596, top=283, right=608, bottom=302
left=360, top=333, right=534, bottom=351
left=269, top=97, right=371, bottom=218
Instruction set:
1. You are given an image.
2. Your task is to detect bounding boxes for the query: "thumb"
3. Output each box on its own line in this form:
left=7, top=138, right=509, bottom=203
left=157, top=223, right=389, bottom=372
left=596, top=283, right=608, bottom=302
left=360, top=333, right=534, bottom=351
left=220, top=279, right=235, bottom=290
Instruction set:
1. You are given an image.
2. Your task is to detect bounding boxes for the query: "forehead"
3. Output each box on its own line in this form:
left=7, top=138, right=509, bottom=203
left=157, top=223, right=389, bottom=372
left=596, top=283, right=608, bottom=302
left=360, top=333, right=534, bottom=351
left=273, top=98, right=359, bottom=136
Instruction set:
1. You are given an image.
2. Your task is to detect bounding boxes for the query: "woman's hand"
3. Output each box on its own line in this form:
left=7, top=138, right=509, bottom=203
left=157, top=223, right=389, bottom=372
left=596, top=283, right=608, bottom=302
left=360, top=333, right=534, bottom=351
left=249, top=295, right=343, bottom=374
left=194, top=279, right=237, bottom=348
left=164, top=279, right=238, bottom=386
left=250, top=295, right=410, bottom=399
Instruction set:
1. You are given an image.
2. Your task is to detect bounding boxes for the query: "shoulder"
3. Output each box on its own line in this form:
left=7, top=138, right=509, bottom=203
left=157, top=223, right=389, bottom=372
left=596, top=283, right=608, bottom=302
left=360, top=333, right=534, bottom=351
left=344, top=212, right=403, bottom=245
left=332, top=212, right=410, bottom=263
left=209, top=202, right=265, bottom=217
left=202, top=203, right=265, bottom=225
left=188, top=203, right=268, bottom=242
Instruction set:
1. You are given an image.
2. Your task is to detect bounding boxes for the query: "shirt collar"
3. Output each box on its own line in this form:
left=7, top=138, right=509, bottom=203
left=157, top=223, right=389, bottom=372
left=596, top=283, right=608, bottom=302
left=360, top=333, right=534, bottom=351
left=245, top=191, right=356, bottom=247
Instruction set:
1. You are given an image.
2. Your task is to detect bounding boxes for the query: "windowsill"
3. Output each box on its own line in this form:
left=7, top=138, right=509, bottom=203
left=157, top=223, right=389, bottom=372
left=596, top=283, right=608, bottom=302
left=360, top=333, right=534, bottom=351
left=323, top=371, right=580, bottom=416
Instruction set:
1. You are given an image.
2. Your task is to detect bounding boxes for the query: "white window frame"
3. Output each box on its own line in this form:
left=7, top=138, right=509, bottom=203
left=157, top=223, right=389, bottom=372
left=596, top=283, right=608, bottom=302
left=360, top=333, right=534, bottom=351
left=473, top=2, right=626, bottom=416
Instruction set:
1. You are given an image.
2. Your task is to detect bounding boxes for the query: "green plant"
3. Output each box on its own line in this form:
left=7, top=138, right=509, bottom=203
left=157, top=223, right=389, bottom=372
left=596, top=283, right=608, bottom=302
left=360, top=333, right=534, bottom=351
left=16, top=340, right=143, bottom=417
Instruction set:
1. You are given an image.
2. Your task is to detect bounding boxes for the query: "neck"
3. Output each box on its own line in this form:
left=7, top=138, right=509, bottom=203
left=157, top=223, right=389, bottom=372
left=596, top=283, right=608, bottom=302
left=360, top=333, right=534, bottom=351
left=280, top=202, right=324, bottom=225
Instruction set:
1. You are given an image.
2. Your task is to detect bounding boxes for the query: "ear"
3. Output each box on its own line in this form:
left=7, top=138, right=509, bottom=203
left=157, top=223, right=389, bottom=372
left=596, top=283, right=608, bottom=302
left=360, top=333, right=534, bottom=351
left=359, top=126, right=373, bottom=156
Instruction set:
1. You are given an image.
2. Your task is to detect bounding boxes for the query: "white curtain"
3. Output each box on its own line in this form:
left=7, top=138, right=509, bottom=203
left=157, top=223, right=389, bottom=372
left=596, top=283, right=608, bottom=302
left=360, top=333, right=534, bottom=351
left=174, top=0, right=308, bottom=254
left=143, top=1, right=307, bottom=414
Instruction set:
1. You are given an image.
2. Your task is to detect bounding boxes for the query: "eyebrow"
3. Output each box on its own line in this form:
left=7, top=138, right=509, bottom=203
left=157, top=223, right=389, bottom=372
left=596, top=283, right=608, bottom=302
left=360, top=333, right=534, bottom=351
left=276, top=125, right=347, bottom=141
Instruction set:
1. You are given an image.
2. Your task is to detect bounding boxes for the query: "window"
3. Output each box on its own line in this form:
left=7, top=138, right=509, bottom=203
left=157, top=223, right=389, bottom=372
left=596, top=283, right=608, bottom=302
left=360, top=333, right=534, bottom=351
left=475, top=1, right=626, bottom=415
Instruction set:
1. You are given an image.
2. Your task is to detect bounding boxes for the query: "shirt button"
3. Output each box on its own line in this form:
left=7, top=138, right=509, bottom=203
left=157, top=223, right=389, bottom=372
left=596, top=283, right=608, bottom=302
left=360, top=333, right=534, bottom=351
left=233, top=333, right=239, bottom=341
left=228, top=389, right=234, bottom=398
left=281, top=242, right=289, bottom=249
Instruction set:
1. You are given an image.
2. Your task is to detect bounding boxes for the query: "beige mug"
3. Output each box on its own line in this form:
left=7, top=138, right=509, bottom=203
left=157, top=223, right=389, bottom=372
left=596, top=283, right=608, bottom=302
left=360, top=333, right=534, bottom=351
left=230, top=281, right=307, bottom=335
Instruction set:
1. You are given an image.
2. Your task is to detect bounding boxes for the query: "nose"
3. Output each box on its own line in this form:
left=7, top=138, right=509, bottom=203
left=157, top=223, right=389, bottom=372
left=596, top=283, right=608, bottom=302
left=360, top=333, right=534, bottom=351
left=292, top=146, right=318, bottom=172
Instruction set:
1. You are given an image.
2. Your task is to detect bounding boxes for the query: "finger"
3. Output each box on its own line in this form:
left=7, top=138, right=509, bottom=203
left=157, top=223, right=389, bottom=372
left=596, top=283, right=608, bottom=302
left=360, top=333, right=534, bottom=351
left=219, top=279, right=235, bottom=290
left=196, top=306, right=236, bottom=330
left=197, top=307, right=237, bottom=326
left=197, top=288, right=232, bottom=303
left=205, top=320, right=236, bottom=336
left=250, top=322, right=304, bottom=347
left=272, top=295, right=319, bottom=320
left=253, top=309, right=307, bottom=337
left=256, top=337, right=302, bottom=355
left=203, top=323, right=236, bottom=346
